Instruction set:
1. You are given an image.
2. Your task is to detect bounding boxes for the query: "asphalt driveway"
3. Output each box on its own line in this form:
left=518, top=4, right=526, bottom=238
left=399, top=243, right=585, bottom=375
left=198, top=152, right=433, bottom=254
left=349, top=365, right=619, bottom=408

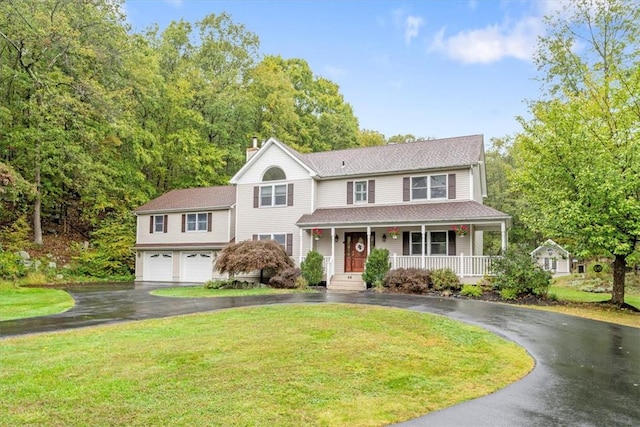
left=1, top=282, right=639, bottom=426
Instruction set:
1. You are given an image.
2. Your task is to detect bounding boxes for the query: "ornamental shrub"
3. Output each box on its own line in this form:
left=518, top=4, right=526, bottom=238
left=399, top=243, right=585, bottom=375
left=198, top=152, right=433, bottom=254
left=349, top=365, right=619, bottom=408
left=0, top=249, right=26, bottom=280
left=269, top=267, right=301, bottom=289
left=300, top=251, right=323, bottom=286
left=362, top=248, right=390, bottom=285
left=431, top=268, right=461, bottom=291
left=491, top=248, right=552, bottom=299
left=384, top=268, right=431, bottom=294
left=460, top=284, right=482, bottom=298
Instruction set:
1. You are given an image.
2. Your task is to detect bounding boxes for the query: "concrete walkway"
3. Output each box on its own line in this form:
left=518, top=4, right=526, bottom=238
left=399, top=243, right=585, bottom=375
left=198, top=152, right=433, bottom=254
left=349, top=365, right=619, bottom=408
left=1, top=282, right=639, bottom=426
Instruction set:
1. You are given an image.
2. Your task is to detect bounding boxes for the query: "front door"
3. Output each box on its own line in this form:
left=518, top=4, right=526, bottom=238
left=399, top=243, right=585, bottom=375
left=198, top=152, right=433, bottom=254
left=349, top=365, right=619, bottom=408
left=345, top=232, right=368, bottom=272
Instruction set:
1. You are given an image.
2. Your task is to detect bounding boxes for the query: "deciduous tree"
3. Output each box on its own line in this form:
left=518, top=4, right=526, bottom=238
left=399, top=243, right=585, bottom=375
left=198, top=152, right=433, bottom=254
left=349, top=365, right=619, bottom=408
left=512, top=0, right=640, bottom=306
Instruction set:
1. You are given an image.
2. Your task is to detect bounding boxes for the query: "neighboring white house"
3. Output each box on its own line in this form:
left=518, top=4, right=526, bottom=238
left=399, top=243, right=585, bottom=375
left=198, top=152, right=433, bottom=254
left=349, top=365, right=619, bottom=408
left=531, top=239, right=571, bottom=274
left=134, top=135, right=512, bottom=289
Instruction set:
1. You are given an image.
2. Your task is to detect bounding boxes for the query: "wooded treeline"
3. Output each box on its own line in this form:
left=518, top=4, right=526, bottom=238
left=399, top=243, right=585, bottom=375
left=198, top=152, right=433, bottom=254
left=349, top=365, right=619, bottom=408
left=0, top=0, right=370, bottom=248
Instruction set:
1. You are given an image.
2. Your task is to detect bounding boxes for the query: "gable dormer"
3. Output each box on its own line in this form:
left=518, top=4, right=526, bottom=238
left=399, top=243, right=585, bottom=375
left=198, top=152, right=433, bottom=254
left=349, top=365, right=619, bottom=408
left=230, top=137, right=316, bottom=185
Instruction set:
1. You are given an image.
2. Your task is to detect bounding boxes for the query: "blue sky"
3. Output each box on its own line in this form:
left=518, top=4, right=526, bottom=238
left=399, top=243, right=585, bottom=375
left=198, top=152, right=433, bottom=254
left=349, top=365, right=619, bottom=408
left=124, top=1, right=561, bottom=145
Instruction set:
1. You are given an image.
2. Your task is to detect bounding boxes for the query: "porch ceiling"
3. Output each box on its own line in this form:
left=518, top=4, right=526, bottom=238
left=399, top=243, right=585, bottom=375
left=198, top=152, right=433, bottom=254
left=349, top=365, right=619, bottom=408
left=296, top=201, right=510, bottom=227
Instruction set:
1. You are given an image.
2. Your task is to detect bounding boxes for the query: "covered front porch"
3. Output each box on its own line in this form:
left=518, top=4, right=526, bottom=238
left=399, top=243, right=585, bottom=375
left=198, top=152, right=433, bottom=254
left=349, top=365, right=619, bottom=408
left=296, top=201, right=510, bottom=289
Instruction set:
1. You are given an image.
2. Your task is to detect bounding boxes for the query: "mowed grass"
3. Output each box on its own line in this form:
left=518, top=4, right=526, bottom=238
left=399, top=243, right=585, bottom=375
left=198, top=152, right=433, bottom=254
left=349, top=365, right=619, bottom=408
left=1, top=304, right=533, bottom=426
left=0, top=285, right=74, bottom=321
left=531, top=280, right=640, bottom=328
left=151, top=286, right=318, bottom=298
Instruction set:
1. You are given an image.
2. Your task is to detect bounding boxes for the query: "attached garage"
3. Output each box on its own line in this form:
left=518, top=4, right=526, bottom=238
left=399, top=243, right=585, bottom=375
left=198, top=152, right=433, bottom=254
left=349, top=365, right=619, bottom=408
left=143, top=252, right=173, bottom=281
left=181, top=252, right=214, bottom=283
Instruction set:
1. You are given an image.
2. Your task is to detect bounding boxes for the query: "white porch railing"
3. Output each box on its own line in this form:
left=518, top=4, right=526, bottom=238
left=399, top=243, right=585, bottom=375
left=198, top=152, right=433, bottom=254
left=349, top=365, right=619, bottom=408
left=324, top=256, right=334, bottom=287
left=389, top=254, right=495, bottom=277
left=303, top=254, right=494, bottom=280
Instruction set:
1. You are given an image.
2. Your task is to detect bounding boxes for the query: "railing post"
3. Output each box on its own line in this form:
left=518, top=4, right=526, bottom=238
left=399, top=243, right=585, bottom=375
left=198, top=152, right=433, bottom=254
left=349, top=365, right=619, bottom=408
left=392, top=253, right=397, bottom=270
left=460, top=253, right=464, bottom=277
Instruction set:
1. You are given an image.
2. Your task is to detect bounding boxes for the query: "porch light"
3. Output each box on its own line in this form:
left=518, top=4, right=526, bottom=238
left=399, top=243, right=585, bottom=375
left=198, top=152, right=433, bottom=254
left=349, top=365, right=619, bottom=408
left=382, top=234, right=387, bottom=242
left=335, top=234, right=339, bottom=242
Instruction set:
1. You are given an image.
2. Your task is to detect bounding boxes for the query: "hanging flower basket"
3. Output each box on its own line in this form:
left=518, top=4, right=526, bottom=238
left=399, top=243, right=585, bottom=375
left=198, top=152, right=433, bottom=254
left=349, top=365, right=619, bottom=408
left=451, top=225, right=468, bottom=237
left=312, top=228, right=323, bottom=240
left=388, top=226, right=399, bottom=239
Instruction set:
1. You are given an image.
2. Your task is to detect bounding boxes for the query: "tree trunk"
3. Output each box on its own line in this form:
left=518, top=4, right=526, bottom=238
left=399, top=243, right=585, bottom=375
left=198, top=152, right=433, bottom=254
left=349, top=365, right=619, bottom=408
left=611, top=254, right=626, bottom=305
left=33, top=144, right=43, bottom=245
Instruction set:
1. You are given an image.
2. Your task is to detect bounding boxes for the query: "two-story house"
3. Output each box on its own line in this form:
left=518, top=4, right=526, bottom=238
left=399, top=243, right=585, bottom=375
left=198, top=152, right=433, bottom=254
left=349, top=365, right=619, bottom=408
left=134, top=135, right=511, bottom=289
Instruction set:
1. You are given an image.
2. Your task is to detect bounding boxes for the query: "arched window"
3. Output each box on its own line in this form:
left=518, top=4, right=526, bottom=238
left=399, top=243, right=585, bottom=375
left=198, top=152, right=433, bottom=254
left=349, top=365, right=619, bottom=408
left=262, top=167, right=286, bottom=182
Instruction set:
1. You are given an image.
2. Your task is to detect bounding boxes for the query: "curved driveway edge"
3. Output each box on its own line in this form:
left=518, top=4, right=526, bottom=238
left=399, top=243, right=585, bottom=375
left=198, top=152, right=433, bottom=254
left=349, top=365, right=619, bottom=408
left=1, top=282, right=639, bottom=426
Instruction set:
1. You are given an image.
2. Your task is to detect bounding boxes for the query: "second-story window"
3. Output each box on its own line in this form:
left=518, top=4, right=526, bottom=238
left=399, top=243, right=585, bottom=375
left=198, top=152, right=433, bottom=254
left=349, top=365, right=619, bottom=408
left=154, top=215, right=165, bottom=233
left=354, top=181, right=367, bottom=203
left=411, top=174, right=447, bottom=200
left=260, top=184, right=287, bottom=206
left=186, top=213, right=208, bottom=232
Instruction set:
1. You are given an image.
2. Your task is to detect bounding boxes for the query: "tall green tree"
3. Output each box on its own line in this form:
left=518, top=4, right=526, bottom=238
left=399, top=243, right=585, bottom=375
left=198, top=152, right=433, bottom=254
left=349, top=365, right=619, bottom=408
left=248, top=56, right=359, bottom=153
left=357, top=129, right=386, bottom=147
left=512, top=0, right=640, bottom=306
left=484, top=136, right=541, bottom=253
left=0, top=0, right=132, bottom=243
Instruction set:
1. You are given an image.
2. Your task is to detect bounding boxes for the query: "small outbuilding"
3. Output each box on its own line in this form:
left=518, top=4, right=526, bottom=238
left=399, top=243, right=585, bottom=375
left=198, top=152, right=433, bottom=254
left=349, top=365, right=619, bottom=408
left=531, top=239, right=571, bottom=274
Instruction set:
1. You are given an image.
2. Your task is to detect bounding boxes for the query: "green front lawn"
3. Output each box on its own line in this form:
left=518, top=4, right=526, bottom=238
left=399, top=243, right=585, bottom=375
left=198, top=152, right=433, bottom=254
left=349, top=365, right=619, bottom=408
left=151, top=286, right=318, bottom=298
left=1, top=304, right=533, bottom=426
left=0, top=285, right=74, bottom=321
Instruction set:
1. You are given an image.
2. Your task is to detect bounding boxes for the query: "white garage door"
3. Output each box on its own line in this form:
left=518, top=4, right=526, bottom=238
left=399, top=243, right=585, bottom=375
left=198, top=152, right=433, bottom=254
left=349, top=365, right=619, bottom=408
left=143, top=252, right=173, bottom=281
left=181, top=252, right=213, bottom=283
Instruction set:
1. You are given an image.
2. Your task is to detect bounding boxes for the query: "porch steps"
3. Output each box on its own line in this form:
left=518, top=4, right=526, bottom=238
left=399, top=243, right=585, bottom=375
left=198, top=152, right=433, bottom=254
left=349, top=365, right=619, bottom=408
left=328, top=273, right=366, bottom=292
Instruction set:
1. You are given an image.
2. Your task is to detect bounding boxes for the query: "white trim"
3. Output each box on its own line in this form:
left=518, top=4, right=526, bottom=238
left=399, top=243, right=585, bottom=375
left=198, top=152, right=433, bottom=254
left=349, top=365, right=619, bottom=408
left=230, top=137, right=317, bottom=184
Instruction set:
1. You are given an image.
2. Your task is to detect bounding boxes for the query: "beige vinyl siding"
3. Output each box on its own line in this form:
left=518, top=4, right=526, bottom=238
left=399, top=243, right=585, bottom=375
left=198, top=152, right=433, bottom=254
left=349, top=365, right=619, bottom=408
left=234, top=144, right=311, bottom=184
left=235, top=179, right=312, bottom=250
left=471, top=165, right=484, bottom=202
left=136, top=210, right=232, bottom=245
left=316, top=169, right=472, bottom=208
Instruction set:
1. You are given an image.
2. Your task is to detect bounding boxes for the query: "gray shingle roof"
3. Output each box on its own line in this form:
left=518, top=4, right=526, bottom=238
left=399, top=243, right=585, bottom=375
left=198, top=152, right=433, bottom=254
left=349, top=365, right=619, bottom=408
left=301, top=134, right=483, bottom=178
left=135, top=185, right=236, bottom=213
left=296, top=201, right=509, bottom=226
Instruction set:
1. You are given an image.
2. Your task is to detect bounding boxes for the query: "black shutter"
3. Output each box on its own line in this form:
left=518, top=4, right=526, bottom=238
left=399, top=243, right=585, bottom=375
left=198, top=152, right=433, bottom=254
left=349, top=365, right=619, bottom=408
left=181, top=214, right=185, bottom=233
left=253, top=186, right=259, bottom=208
left=448, top=230, right=457, bottom=256
left=286, top=233, right=293, bottom=256
left=368, top=180, right=375, bottom=204
left=287, top=183, right=294, bottom=206
left=403, top=177, right=410, bottom=201
left=149, top=216, right=154, bottom=234
left=402, top=231, right=410, bottom=255
left=207, top=212, right=212, bottom=232
left=346, top=181, right=353, bottom=205
left=448, top=174, right=456, bottom=199
left=163, top=215, right=168, bottom=233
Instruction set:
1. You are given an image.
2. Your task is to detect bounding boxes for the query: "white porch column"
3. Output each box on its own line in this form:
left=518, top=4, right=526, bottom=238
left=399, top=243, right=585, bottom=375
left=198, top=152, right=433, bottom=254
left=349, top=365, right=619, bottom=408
left=331, top=227, right=336, bottom=261
left=501, top=221, right=507, bottom=252
left=470, top=225, right=474, bottom=256
left=367, top=226, right=371, bottom=255
left=421, top=224, right=426, bottom=269
left=298, top=228, right=304, bottom=264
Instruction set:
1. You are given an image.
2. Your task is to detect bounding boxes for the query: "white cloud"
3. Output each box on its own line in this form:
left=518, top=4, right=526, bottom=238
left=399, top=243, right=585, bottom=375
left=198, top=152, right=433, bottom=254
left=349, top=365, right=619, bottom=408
left=392, top=8, right=424, bottom=45
left=404, top=15, right=424, bottom=45
left=429, top=15, right=542, bottom=64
